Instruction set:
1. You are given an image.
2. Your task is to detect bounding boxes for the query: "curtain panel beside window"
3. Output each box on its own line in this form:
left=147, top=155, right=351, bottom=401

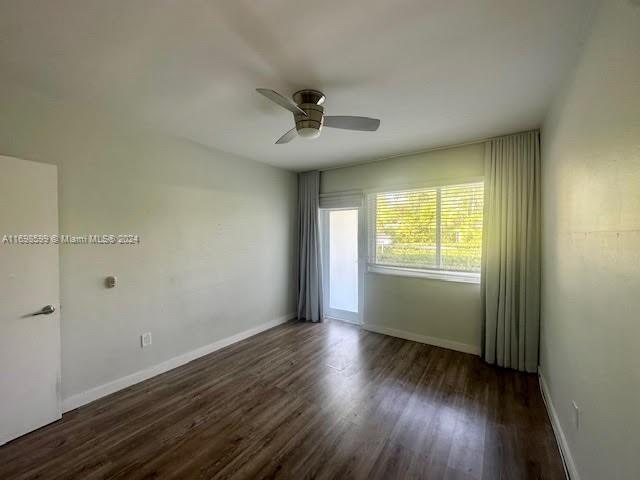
left=297, top=171, right=324, bottom=322
left=481, top=130, right=541, bottom=373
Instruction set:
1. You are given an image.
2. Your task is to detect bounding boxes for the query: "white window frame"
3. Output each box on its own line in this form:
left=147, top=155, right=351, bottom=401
left=367, top=179, right=483, bottom=284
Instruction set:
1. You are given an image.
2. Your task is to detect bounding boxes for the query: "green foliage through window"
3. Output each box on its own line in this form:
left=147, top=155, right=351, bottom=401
left=373, top=182, right=483, bottom=273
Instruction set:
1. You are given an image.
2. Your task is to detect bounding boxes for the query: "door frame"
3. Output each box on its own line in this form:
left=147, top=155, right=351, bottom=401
left=320, top=207, right=365, bottom=325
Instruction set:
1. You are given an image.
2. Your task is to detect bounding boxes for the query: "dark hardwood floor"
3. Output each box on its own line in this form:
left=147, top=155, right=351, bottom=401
left=0, top=320, right=564, bottom=479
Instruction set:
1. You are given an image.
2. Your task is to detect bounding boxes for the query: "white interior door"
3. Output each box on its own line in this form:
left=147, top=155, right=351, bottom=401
left=0, top=155, right=61, bottom=445
left=322, top=209, right=361, bottom=324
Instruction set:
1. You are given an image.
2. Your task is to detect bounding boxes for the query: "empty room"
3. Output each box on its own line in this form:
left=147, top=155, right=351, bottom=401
left=0, top=0, right=638, bottom=479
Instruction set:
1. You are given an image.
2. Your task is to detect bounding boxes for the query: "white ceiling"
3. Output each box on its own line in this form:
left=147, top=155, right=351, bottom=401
left=0, top=0, right=594, bottom=171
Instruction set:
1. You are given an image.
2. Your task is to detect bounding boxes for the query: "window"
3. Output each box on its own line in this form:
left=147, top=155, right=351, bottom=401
left=368, top=182, right=484, bottom=282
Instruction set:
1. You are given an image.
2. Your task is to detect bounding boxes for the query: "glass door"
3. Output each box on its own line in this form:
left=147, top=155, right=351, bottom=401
left=321, top=208, right=360, bottom=324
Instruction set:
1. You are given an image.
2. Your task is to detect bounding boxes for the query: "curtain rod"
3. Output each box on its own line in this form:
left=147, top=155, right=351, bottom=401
left=318, top=128, right=539, bottom=173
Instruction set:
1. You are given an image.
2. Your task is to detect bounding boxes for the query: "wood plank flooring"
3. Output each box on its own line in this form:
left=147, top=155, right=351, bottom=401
left=0, top=320, right=565, bottom=479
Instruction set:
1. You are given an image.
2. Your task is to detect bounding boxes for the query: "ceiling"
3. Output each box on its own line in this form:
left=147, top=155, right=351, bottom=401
left=0, top=0, right=594, bottom=171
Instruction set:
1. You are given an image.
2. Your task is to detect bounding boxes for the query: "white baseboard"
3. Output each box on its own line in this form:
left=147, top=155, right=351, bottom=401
left=361, top=324, right=480, bottom=355
left=324, top=315, right=361, bottom=326
left=538, top=368, right=578, bottom=480
left=62, top=312, right=297, bottom=413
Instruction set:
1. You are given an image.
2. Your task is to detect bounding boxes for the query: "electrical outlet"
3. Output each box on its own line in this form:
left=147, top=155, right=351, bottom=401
left=141, top=332, right=152, bottom=348
left=572, top=401, right=580, bottom=431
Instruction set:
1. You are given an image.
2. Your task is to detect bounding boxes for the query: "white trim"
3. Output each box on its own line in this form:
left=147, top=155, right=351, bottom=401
left=362, top=323, right=480, bottom=355
left=324, top=315, right=360, bottom=326
left=368, top=264, right=480, bottom=284
left=62, top=312, right=296, bottom=413
left=539, top=368, right=578, bottom=480
left=320, top=207, right=365, bottom=326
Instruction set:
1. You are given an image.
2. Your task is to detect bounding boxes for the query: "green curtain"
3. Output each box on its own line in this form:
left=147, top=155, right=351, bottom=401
left=481, top=130, right=541, bottom=372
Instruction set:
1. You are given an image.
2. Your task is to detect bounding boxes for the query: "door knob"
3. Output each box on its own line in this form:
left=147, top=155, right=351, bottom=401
left=32, top=305, right=55, bottom=316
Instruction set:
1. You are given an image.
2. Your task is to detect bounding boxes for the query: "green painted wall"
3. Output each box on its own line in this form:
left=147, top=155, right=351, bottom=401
left=0, top=84, right=298, bottom=401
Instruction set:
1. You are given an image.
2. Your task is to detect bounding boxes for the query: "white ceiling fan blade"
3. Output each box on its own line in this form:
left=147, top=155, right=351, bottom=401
left=324, top=116, right=380, bottom=131
left=256, top=88, right=308, bottom=117
left=275, top=127, right=297, bottom=144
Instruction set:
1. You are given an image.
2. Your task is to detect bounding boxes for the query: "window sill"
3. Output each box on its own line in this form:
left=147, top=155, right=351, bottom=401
left=367, top=264, right=480, bottom=284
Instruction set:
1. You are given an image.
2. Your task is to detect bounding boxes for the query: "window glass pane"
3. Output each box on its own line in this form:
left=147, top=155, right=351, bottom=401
left=375, top=189, right=437, bottom=268
left=440, top=183, right=484, bottom=272
left=373, top=182, right=483, bottom=273
left=329, top=210, right=359, bottom=312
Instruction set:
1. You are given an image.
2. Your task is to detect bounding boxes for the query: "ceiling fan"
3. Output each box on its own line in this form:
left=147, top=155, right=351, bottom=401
left=256, top=88, right=381, bottom=144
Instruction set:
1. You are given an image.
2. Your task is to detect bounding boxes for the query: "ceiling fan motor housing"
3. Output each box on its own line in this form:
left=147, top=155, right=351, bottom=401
left=293, top=89, right=325, bottom=139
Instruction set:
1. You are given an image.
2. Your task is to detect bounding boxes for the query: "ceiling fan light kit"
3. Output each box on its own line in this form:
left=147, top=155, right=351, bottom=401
left=293, top=89, right=325, bottom=139
left=256, top=88, right=381, bottom=144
